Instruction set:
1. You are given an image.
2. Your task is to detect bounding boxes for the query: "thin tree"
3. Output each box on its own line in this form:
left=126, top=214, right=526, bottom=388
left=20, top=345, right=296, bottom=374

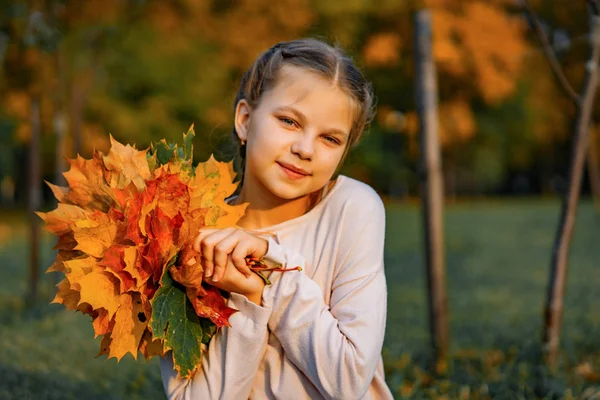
left=523, top=0, right=600, bottom=368
left=414, top=9, right=449, bottom=369
left=24, top=7, right=46, bottom=305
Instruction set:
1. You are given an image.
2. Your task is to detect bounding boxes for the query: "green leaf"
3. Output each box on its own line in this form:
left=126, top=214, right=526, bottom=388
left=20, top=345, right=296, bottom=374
left=149, top=269, right=216, bottom=379
left=147, top=128, right=196, bottom=176
left=182, top=126, right=195, bottom=162
left=146, top=152, right=157, bottom=172
left=155, top=140, right=176, bottom=165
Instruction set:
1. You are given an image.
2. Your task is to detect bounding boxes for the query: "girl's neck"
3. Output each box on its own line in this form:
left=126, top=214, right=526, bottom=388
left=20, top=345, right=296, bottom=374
left=233, top=177, right=324, bottom=230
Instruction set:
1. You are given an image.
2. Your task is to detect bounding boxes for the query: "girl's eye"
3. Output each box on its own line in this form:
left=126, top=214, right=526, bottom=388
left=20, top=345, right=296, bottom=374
left=323, top=135, right=341, bottom=145
left=279, top=117, right=297, bottom=127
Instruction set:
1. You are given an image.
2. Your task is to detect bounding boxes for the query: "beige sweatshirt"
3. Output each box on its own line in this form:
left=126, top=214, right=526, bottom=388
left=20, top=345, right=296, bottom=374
left=160, top=175, right=394, bottom=400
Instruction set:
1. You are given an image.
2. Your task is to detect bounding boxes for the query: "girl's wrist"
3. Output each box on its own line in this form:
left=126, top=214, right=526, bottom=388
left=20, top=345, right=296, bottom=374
left=239, top=273, right=266, bottom=305
left=243, top=284, right=265, bottom=306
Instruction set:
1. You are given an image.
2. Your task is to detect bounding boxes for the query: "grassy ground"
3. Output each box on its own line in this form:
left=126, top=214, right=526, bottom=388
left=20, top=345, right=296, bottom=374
left=0, top=200, right=599, bottom=399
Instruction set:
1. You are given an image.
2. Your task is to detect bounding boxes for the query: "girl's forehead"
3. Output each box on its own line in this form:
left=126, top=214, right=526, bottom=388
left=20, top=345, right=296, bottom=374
left=262, top=66, right=355, bottom=127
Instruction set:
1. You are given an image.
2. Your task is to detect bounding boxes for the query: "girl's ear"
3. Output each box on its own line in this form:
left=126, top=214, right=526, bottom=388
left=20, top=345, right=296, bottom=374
left=234, top=99, right=252, bottom=142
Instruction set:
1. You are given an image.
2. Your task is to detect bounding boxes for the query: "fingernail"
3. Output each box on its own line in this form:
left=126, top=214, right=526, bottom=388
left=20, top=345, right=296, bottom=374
left=211, top=275, right=218, bottom=282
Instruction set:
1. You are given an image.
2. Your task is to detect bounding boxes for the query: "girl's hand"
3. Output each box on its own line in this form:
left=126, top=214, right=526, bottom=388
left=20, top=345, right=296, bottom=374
left=194, top=227, right=268, bottom=286
left=187, top=255, right=265, bottom=305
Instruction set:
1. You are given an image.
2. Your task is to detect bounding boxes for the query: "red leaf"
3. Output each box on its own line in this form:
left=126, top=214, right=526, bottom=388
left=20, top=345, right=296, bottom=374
left=188, top=285, right=237, bottom=328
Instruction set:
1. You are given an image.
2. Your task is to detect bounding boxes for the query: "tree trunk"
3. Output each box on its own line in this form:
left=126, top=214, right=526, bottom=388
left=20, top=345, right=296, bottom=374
left=27, top=94, right=42, bottom=305
left=70, top=80, right=84, bottom=156
left=543, top=7, right=600, bottom=368
left=414, top=9, right=448, bottom=369
left=53, top=49, right=67, bottom=284
left=587, top=129, right=600, bottom=212
left=54, top=50, right=67, bottom=187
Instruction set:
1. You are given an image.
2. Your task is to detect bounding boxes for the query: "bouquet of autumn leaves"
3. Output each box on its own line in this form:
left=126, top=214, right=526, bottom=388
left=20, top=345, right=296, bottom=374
left=37, top=127, right=250, bottom=379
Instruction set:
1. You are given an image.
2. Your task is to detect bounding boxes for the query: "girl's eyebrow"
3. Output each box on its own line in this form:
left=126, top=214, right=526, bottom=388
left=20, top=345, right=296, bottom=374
left=274, top=106, right=349, bottom=137
left=274, top=106, right=306, bottom=123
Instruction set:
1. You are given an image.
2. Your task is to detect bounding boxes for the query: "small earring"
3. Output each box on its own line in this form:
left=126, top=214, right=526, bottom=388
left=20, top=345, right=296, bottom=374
left=241, top=139, right=246, bottom=146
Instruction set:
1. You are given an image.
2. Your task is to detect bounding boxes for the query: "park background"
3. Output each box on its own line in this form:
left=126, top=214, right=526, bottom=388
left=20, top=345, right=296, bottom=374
left=1, top=0, right=600, bottom=399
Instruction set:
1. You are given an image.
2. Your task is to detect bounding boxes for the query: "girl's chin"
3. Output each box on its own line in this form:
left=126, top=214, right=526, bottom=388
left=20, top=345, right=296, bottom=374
left=265, top=181, right=313, bottom=201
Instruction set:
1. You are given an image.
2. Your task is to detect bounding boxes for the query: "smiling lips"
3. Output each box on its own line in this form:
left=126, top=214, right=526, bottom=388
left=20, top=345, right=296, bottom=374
left=277, top=162, right=311, bottom=180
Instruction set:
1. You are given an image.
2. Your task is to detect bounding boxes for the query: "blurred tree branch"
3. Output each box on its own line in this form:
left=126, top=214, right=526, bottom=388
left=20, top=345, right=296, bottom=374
left=521, top=0, right=580, bottom=106
left=538, top=0, right=600, bottom=368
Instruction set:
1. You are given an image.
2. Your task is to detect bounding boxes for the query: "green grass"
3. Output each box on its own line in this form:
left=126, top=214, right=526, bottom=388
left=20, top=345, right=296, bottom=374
left=0, top=201, right=599, bottom=399
left=382, top=200, right=600, bottom=398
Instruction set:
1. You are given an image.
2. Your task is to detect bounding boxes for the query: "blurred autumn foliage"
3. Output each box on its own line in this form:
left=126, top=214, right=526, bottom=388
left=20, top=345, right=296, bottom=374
left=0, top=0, right=597, bottom=205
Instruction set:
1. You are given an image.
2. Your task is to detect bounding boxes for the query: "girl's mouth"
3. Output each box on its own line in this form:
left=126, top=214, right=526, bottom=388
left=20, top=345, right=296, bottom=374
left=277, top=162, right=310, bottom=180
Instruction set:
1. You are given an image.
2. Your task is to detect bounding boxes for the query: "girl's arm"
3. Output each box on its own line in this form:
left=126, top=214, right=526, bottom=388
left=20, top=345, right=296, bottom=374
left=261, top=197, right=388, bottom=399
left=159, top=292, right=270, bottom=400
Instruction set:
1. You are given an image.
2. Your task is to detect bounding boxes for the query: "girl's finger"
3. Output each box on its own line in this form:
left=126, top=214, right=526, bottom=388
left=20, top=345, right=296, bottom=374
left=198, top=228, right=234, bottom=278
left=212, top=234, right=240, bottom=282
left=193, top=228, right=218, bottom=252
left=230, top=240, right=253, bottom=277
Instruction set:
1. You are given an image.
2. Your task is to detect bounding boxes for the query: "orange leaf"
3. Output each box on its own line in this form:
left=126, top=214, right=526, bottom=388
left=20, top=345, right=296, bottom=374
left=168, top=248, right=207, bottom=299
left=101, top=245, right=137, bottom=292
left=92, top=308, right=115, bottom=338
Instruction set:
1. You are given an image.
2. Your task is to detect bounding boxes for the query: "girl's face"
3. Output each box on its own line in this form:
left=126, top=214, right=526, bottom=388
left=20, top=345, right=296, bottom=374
left=235, top=65, right=354, bottom=202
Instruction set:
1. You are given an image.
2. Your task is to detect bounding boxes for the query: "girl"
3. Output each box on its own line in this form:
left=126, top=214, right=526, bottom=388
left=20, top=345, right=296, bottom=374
left=160, top=38, right=394, bottom=400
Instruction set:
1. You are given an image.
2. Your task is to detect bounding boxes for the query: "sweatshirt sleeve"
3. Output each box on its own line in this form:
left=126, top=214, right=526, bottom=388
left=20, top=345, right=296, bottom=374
left=159, top=292, right=271, bottom=400
left=261, top=198, right=388, bottom=399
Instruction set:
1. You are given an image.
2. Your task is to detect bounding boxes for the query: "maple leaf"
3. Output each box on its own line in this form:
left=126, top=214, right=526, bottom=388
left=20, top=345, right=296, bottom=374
left=187, top=285, right=237, bottom=328
left=190, top=156, right=248, bottom=229
left=52, top=278, right=83, bottom=311
left=41, top=127, right=247, bottom=375
left=71, top=210, right=120, bottom=259
left=149, top=270, right=216, bottom=379
left=138, top=328, right=165, bottom=360
left=61, top=152, right=116, bottom=211
left=93, top=308, right=114, bottom=338
left=100, top=245, right=137, bottom=293
left=74, top=268, right=121, bottom=320
left=106, top=292, right=149, bottom=361
left=102, top=135, right=152, bottom=191
left=168, top=248, right=207, bottom=299
left=63, top=256, right=96, bottom=291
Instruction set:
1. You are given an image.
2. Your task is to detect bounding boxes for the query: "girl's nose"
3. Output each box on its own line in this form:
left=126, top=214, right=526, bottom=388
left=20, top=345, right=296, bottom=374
left=291, top=134, right=314, bottom=161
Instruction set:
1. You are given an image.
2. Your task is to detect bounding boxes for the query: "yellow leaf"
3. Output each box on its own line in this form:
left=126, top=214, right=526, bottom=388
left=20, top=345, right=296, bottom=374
left=62, top=153, right=115, bottom=211
left=52, top=278, right=81, bottom=311
left=37, top=204, right=91, bottom=235
left=138, top=328, right=165, bottom=360
left=191, top=156, right=238, bottom=209
left=103, top=135, right=151, bottom=190
left=72, top=211, right=119, bottom=258
left=46, top=181, right=68, bottom=202
left=205, top=192, right=248, bottom=229
left=63, top=257, right=96, bottom=291
left=76, top=270, right=121, bottom=320
left=122, top=245, right=147, bottom=289
left=108, top=292, right=148, bottom=361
